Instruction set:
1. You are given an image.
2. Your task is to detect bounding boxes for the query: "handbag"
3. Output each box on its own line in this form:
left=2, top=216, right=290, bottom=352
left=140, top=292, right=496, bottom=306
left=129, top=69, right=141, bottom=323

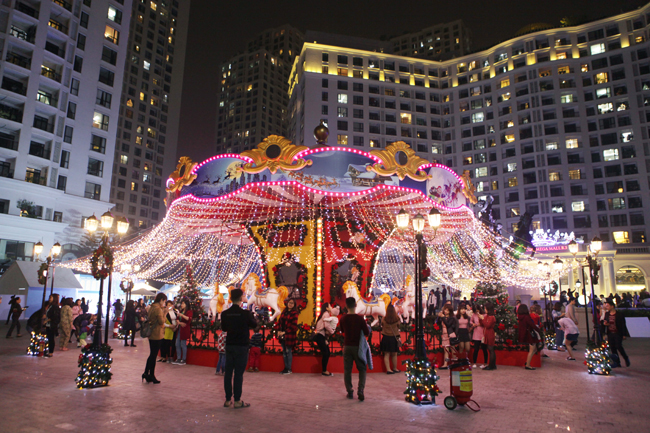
left=448, top=332, right=460, bottom=346
left=140, top=320, right=151, bottom=338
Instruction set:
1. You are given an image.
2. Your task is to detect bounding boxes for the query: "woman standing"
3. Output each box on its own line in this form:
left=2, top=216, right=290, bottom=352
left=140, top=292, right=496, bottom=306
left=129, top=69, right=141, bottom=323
left=517, top=304, right=541, bottom=370
left=43, top=294, right=60, bottom=357
left=173, top=299, right=193, bottom=365
left=313, top=302, right=334, bottom=376
left=530, top=304, right=548, bottom=358
left=70, top=299, right=82, bottom=345
left=479, top=303, right=497, bottom=370
left=160, top=301, right=177, bottom=363
left=59, top=298, right=73, bottom=351
left=123, top=300, right=138, bottom=347
left=276, top=299, right=298, bottom=374
left=552, top=302, right=565, bottom=352
left=380, top=304, right=401, bottom=374
left=470, top=305, right=488, bottom=368
left=437, top=305, right=458, bottom=369
left=456, top=304, right=471, bottom=356
left=143, top=292, right=166, bottom=384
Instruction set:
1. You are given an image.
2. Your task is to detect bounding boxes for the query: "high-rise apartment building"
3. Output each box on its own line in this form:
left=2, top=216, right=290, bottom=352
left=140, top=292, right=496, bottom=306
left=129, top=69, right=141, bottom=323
left=390, top=19, right=472, bottom=61
left=0, top=0, right=132, bottom=269
left=215, top=25, right=303, bottom=154
left=288, top=4, right=650, bottom=292
left=109, top=0, right=189, bottom=230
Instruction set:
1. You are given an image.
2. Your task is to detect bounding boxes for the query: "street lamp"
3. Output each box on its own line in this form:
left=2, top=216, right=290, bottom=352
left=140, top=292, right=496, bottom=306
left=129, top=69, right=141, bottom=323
left=34, top=242, right=61, bottom=309
left=570, top=237, right=602, bottom=343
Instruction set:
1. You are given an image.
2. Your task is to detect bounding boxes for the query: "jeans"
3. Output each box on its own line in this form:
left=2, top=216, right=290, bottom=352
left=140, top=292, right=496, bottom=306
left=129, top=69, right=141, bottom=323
left=471, top=340, right=487, bottom=364
left=607, top=333, right=628, bottom=365
left=281, top=342, right=293, bottom=371
left=216, top=353, right=226, bottom=373
left=248, top=346, right=261, bottom=369
left=555, top=327, right=565, bottom=349
left=6, top=318, right=20, bottom=337
left=175, top=333, right=187, bottom=361
left=343, top=345, right=367, bottom=395
left=224, top=345, right=249, bottom=402
left=487, top=344, right=496, bottom=369
left=314, top=333, right=330, bottom=372
left=45, top=327, right=56, bottom=354
left=145, top=339, right=162, bottom=376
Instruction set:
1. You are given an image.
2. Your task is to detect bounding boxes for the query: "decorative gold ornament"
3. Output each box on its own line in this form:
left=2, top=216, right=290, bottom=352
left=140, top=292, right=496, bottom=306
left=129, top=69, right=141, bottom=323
left=166, top=157, right=198, bottom=193
left=240, top=135, right=313, bottom=174
left=461, top=170, right=478, bottom=204
left=366, top=141, right=431, bottom=181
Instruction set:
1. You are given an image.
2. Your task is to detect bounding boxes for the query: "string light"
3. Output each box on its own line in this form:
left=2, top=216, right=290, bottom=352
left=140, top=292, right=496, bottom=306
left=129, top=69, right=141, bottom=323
left=76, top=344, right=113, bottom=388
left=26, top=332, right=48, bottom=356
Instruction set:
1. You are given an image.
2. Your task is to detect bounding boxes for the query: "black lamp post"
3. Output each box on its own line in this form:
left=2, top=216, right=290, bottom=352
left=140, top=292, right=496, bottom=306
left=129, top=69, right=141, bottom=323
left=569, top=238, right=602, bottom=344
left=34, top=242, right=61, bottom=309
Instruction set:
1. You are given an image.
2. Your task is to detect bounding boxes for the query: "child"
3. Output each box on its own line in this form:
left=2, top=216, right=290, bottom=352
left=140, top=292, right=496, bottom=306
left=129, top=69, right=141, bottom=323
left=215, top=330, right=227, bottom=375
left=248, top=326, right=263, bottom=372
left=325, top=305, right=340, bottom=334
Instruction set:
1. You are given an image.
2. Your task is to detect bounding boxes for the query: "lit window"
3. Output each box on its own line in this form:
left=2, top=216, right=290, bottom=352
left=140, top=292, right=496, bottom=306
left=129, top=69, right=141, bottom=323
left=621, top=131, right=634, bottom=142
left=508, top=177, right=518, bottom=187
left=612, top=231, right=630, bottom=244
left=501, top=92, right=511, bottom=101
left=108, top=6, right=121, bottom=24
left=507, top=163, right=517, bottom=172
left=150, top=1, right=157, bottom=11
left=92, top=112, right=109, bottom=130
left=104, top=25, right=120, bottom=45
left=603, top=149, right=619, bottom=161
left=505, top=134, right=515, bottom=143
left=337, top=68, right=347, bottom=76
left=471, top=112, right=484, bottom=123
left=560, top=94, right=574, bottom=103
left=558, top=65, right=570, bottom=74
left=590, top=43, right=605, bottom=55
left=400, top=113, right=412, bottom=124
left=594, top=72, right=609, bottom=84
left=475, top=167, right=488, bottom=177
left=131, top=182, right=138, bottom=191
left=126, top=98, right=134, bottom=107
left=557, top=52, right=567, bottom=60
left=597, top=102, right=613, bottom=114
left=463, top=156, right=473, bottom=165
left=581, top=64, right=589, bottom=72
left=337, top=135, right=348, bottom=145
left=143, top=60, right=151, bottom=70
left=337, top=94, right=348, bottom=104
left=571, top=201, right=585, bottom=212
left=369, top=139, right=379, bottom=148
left=506, top=120, right=514, bottom=128
left=546, top=142, right=558, bottom=150
left=552, top=204, right=564, bottom=213
left=500, top=78, right=510, bottom=88
left=569, top=169, right=582, bottom=180
left=596, top=88, right=611, bottom=99
left=565, top=139, right=579, bottom=149
left=139, top=92, right=145, bottom=101
left=337, top=107, right=347, bottom=117
left=120, top=155, right=128, bottom=164
left=549, top=171, right=561, bottom=181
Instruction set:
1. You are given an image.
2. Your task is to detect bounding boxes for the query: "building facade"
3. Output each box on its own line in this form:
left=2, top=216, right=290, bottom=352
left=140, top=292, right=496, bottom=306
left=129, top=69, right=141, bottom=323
left=390, top=19, right=472, bottom=61
left=0, top=0, right=132, bottom=269
left=215, top=25, right=303, bottom=154
left=109, top=0, right=189, bottom=230
left=288, top=5, right=650, bottom=295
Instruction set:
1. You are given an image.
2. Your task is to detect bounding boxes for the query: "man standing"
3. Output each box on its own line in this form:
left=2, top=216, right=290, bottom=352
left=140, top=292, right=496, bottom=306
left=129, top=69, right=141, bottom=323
left=5, top=295, right=16, bottom=325
left=81, top=297, right=89, bottom=314
left=6, top=297, right=23, bottom=338
left=603, top=300, right=630, bottom=367
left=340, top=297, right=370, bottom=401
left=565, top=297, right=579, bottom=326
left=221, top=288, right=257, bottom=408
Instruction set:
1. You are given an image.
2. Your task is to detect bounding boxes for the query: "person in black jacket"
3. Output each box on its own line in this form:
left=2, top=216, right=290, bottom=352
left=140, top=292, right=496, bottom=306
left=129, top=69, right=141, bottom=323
left=603, top=300, right=630, bottom=367
left=122, top=300, right=138, bottom=347
left=6, top=297, right=24, bottom=338
left=43, top=294, right=61, bottom=357
left=221, top=288, right=257, bottom=409
left=5, top=295, right=16, bottom=325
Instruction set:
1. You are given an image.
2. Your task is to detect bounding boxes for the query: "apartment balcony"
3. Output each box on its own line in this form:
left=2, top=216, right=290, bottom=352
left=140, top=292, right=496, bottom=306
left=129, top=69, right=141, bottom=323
left=44, top=41, right=65, bottom=58
left=15, top=1, right=39, bottom=19
left=48, top=19, right=68, bottom=35
left=52, top=0, right=72, bottom=12
left=1, top=77, right=27, bottom=96
left=25, top=172, right=46, bottom=186
left=41, top=66, right=61, bottom=83
left=36, top=92, right=57, bottom=108
left=33, top=116, right=53, bottom=133
left=5, top=52, right=31, bottom=69
left=0, top=163, right=13, bottom=179
left=0, top=103, right=23, bottom=123
left=9, top=25, right=35, bottom=44
left=0, top=134, right=18, bottom=151
left=28, top=141, right=51, bottom=159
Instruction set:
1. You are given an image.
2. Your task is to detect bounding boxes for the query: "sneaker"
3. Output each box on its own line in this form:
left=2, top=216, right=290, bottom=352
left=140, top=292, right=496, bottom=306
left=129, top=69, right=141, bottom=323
left=279, top=369, right=287, bottom=374
left=346, top=391, right=354, bottom=399
left=479, top=365, right=487, bottom=369
left=254, top=368, right=259, bottom=372
left=179, top=360, right=186, bottom=365
left=167, top=359, right=173, bottom=364
left=472, top=364, right=477, bottom=368
left=172, top=359, right=182, bottom=365
left=285, top=370, right=292, bottom=375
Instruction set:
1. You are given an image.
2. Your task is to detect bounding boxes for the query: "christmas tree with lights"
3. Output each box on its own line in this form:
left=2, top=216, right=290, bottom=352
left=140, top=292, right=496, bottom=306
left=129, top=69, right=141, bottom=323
left=585, top=340, right=612, bottom=375
left=403, top=358, right=440, bottom=405
left=473, top=282, right=518, bottom=345
left=76, top=343, right=113, bottom=388
left=175, top=265, right=203, bottom=318
left=26, top=332, right=48, bottom=356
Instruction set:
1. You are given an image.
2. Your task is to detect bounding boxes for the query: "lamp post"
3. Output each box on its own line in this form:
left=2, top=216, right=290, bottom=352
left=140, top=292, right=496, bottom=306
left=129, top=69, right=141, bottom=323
left=85, top=212, right=129, bottom=346
left=569, top=238, right=602, bottom=343
left=34, top=242, right=61, bottom=309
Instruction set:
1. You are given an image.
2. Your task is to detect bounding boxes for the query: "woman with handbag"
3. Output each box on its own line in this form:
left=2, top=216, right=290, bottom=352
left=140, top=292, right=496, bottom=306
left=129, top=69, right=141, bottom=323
left=479, top=303, right=497, bottom=370
left=313, top=303, right=336, bottom=376
left=470, top=305, right=488, bottom=368
left=380, top=304, right=401, bottom=374
left=456, top=304, right=472, bottom=356
left=437, top=305, right=458, bottom=369
left=517, top=304, right=541, bottom=370
left=143, top=292, right=167, bottom=384
left=276, top=299, right=299, bottom=374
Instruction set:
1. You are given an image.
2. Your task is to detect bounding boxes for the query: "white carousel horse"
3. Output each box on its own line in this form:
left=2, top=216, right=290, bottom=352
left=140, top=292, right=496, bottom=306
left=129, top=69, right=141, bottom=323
left=344, top=281, right=391, bottom=327
left=244, top=273, right=288, bottom=321
left=242, top=273, right=261, bottom=312
left=398, top=275, right=417, bottom=323
left=209, top=283, right=232, bottom=320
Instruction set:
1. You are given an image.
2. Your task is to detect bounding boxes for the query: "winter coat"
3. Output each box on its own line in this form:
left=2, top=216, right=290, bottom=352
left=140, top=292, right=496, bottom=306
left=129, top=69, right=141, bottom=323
left=480, top=314, right=496, bottom=346
left=59, top=305, right=73, bottom=335
left=147, top=304, right=165, bottom=341
left=178, top=309, right=193, bottom=340
left=517, top=313, right=540, bottom=344
left=276, top=308, right=299, bottom=348
left=123, top=306, right=138, bottom=332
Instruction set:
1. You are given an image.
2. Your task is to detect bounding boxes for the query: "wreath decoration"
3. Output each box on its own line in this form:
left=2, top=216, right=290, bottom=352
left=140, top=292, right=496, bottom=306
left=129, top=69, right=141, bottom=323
left=37, top=263, right=49, bottom=285
left=120, top=278, right=134, bottom=293
left=90, top=241, right=113, bottom=280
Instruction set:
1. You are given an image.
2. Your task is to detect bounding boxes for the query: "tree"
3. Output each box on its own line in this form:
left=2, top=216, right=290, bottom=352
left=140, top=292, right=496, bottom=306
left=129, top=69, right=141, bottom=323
left=473, top=282, right=518, bottom=345
left=175, top=265, right=203, bottom=319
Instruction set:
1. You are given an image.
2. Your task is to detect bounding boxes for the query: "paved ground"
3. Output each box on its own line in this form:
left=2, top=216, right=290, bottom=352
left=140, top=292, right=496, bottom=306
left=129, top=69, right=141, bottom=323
left=1, top=321, right=648, bottom=433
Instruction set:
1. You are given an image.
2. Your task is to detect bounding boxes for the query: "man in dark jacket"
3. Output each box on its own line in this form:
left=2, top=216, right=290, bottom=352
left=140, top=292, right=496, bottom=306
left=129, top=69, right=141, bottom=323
left=221, top=288, right=257, bottom=408
left=603, top=300, right=630, bottom=367
left=340, top=297, right=370, bottom=401
left=6, top=297, right=24, bottom=338
left=5, top=295, right=16, bottom=325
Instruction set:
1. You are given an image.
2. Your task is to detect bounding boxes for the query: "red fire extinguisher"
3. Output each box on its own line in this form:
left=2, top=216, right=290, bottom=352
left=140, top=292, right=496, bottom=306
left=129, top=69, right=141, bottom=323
left=444, top=357, right=480, bottom=411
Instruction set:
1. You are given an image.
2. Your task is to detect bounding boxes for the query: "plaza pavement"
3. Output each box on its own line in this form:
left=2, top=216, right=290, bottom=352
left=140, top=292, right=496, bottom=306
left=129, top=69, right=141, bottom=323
left=1, top=321, right=648, bottom=433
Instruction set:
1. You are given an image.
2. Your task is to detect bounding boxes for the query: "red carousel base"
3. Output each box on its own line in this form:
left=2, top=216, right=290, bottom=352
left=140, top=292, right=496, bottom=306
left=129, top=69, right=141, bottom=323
left=186, top=348, right=540, bottom=372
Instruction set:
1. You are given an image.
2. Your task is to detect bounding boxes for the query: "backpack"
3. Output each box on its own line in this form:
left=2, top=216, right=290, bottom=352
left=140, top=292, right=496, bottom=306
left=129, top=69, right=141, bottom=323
left=140, top=320, right=152, bottom=338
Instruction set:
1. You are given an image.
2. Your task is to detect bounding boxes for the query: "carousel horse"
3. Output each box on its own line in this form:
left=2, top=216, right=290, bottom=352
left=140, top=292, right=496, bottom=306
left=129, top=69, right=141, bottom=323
left=244, top=273, right=288, bottom=321
left=209, top=283, right=233, bottom=320
left=398, top=275, right=417, bottom=323
left=344, top=281, right=391, bottom=327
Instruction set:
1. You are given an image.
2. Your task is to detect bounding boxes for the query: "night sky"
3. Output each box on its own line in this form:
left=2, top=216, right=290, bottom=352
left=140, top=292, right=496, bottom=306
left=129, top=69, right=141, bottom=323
left=177, top=0, right=646, bottom=163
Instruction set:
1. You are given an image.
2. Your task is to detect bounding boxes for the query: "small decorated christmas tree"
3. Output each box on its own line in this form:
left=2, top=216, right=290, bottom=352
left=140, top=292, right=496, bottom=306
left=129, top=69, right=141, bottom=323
left=473, top=282, right=518, bottom=345
left=585, top=340, right=612, bottom=375
left=76, top=344, right=113, bottom=388
left=26, top=332, right=48, bottom=356
left=404, top=357, right=439, bottom=405
left=175, top=265, right=203, bottom=318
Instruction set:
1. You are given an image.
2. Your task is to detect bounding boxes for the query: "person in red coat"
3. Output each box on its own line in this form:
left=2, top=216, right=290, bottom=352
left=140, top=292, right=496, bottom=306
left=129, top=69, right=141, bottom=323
left=478, top=303, right=497, bottom=370
left=276, top=299, right=299, bottom=374
left=173, top=299, right=193, bottom=365
left=517, top=304, right=541, bottom=370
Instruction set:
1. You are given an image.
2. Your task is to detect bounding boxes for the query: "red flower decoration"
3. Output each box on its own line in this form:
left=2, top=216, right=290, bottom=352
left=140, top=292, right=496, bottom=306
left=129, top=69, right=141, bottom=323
left=583, top=361, right=587, bottom=365
left=302, top=324, right=310, bottom=331
left=498, top=323, right=505, bottom=331
left=506, top=339, right=513, bottom=345
left=433, top=324, right=440, bottom=331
